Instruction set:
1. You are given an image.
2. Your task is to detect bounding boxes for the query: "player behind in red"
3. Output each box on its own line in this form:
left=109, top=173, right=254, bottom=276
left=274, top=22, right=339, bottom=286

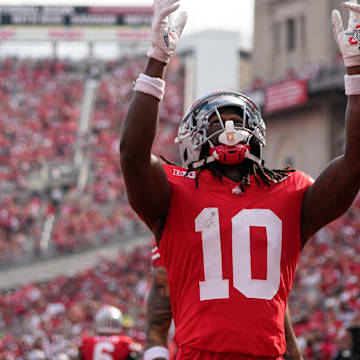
left=78, top=305, right=141, bottom=360
left=145, top=242, right=303, bottom=360
left=120, top=0, right=360, bottom=358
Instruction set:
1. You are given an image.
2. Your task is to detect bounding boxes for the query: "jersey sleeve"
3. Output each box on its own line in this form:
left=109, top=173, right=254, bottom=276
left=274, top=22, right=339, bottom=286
left=154, top=164, right=192, bottom=268
left=118, top=336, right=142, bottom=358
left=151, top=239, right=165, bottom=267
left=294, top=170, right=315, bottom=194
left=78, top=337, right=92, bottom=360
left=78, top=337, right=84, bottom=356
left=161, top=163, right=196, bottom=187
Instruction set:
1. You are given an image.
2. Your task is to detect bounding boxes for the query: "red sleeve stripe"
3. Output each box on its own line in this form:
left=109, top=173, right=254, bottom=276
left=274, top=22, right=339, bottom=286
left=152, top=253, right=161, bottom=261
left=152, top=246, right=159, bottom=254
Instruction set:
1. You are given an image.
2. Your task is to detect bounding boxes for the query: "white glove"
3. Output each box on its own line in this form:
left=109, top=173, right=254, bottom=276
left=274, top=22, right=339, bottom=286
left=332, top=0, right=360, bottom=67
left=147, top=0, right=188, bottom=64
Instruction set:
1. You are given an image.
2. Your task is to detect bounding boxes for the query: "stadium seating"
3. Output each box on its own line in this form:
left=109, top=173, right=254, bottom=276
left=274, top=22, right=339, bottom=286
left=0, top=56, right=184, bottom=263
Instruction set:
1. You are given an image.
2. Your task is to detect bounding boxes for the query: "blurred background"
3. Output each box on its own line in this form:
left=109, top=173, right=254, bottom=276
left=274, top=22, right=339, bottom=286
left=0, top=0, right=359, bottom=359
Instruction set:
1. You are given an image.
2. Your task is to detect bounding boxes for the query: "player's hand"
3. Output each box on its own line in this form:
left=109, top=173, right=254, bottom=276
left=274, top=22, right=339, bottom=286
left=332, top=0, right=360, bottom=67
left=147, top=0, right=188, bottom=64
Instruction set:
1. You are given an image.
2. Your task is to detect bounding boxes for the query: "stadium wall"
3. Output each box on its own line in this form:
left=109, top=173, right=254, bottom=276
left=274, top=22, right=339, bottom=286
left=251, top=0, right=348, bottom=177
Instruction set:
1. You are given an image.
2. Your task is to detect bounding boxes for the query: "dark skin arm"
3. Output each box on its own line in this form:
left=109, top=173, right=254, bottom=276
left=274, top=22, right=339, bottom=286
left=301, top=65, right=360, bottom=244
left=145, top=266, right=172, bottom=360
left=284, top=307, right=303, bottom=360
left=120, top=59, right=170, bottom=242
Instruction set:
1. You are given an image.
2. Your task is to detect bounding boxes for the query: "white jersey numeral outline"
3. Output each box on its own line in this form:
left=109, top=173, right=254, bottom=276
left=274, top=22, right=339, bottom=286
left=93, top=341, right=116, bottom=360
left=195, top=208, right=282, bottom=301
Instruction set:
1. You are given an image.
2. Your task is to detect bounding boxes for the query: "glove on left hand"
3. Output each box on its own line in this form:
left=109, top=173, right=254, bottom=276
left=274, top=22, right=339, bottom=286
left=332, top=0, right=360, bottom=67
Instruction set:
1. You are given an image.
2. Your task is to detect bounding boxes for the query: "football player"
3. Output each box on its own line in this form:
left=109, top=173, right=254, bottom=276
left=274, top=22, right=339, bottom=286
left=120, top=0, right=360, bottom=358
left=145, top=242, right=303, bottom=360
left=78, top=305, right=141, bottom=360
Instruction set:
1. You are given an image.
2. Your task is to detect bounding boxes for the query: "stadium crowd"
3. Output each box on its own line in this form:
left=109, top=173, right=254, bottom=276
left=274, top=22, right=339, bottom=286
left=0, top=245, right=151, bottom=360
left=290, top=195, right=360, bottom=359
left=0, top=56, right=184, bottom=264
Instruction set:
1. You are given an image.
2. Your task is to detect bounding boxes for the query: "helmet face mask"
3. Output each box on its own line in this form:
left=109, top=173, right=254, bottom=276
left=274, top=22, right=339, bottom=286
left=95, top=305, right=123, bottom=335
left=177, top=91, right=266, bottom=168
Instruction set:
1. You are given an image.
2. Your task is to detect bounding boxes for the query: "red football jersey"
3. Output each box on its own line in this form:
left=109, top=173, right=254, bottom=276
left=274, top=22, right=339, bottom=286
left=80, top=335, right=138, bottom=360
left=158, top=164, right=313, bottom=356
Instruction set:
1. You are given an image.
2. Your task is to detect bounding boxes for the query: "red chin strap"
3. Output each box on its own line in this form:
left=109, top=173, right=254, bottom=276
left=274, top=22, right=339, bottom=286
left=209, top=144, right=251, bottom=165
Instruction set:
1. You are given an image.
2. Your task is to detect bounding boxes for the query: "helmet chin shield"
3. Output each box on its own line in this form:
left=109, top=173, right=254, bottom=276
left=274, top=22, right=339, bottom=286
left=176, top=91, right=266, bottom=168
left=209, top=144, right=251, bottom=165
left=208, top=120, right=254, bottom=165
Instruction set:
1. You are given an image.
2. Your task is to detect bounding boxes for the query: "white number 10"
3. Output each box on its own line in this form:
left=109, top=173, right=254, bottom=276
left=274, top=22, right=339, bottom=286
left=195, top=208, right=282, bottom=301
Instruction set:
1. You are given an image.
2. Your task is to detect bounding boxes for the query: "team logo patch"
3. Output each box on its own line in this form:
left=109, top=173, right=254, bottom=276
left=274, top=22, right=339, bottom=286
left=347, top=25, right=360, bottom=48
left=232, top=186, right=243, bottom=196
left=173, top=169, right=196, bottom=179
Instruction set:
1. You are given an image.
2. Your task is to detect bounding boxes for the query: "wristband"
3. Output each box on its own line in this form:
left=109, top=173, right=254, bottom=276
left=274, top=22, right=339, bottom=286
left=344, top=74, right=360, bottom=95
left=143, top=346, right=169, bottom=360
left=134, top=74, right=166, bottom=101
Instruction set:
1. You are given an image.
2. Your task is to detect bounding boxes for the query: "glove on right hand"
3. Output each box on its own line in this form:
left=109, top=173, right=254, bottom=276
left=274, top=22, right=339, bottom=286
left=147, top=0, right=188, bottom=64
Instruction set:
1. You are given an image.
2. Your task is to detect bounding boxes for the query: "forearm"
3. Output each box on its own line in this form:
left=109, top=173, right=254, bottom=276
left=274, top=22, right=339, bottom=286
left=146, top=268, right=172, bottom=349
left=120, top=58, right=171, bottom=229
left=284, top=307, right=303, bottom=360
left=301, top=66, right=360, bottom=240
left=344, top=65, right=360, bottom=170
left=146, top=318, right=171, bottom=349
left=120, top=58, right=166, bottom=165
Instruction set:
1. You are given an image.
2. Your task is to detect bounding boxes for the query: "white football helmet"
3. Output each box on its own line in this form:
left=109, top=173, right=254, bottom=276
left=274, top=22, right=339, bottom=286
left=95, top=305, right=123, bottom=334
left=176, top=91, right=266, bottom=168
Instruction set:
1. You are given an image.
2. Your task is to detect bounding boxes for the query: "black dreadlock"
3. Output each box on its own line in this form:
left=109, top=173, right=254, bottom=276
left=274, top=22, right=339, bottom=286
left=188, top=159, right=295, bottom=192
left=160, top=155, right=294, bottom=193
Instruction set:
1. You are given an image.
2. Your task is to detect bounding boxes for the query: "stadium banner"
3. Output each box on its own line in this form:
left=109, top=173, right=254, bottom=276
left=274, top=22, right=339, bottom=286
left=0, top=6, right=153, bottom=27
left=0, top=6, right=152, bottom=42
left=265, top=79, right=308, bottom=114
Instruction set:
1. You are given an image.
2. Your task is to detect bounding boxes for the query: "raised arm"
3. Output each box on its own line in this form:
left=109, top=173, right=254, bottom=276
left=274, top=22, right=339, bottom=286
left=145, top=266, right=172, bottom=360
left=120, top=0, right=187, bottom=238
left=120, top=59, right=170, bottom=237
left=301, top=2, right=360, bottom=242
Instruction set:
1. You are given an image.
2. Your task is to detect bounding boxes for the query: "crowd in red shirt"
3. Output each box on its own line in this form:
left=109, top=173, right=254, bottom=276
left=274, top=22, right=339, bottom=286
left=0, top=245, right=151, bottom=360
left=290, top=195, right=360, bottom=358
